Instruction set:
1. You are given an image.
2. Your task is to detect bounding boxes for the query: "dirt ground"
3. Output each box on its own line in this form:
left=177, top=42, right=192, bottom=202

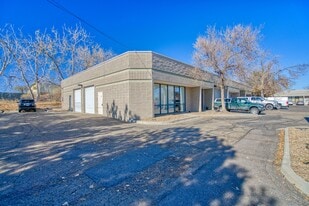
left=0, top=100, right=61, bottom=111
left=288, top=127, right=309, bottom=182
left=274, top=129, right=285, bottom=168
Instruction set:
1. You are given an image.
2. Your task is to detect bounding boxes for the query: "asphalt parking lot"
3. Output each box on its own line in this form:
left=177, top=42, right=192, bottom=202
left=0, top=106, right=309, bottom=205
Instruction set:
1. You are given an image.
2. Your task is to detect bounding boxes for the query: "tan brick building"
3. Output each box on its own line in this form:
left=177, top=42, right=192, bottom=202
left=61, top=51, right=251, bottom=121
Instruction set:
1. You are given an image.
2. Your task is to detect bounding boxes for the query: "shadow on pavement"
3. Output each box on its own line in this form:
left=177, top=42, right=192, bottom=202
left=0, top=112, right=277, bottom=205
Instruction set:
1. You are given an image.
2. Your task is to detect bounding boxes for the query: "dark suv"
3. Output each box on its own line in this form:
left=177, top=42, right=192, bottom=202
left=18, top=99, right=36, bottom=112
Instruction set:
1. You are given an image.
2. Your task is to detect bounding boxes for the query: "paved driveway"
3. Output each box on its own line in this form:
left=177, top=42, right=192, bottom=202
left=0, top=107, right=308, bottom=205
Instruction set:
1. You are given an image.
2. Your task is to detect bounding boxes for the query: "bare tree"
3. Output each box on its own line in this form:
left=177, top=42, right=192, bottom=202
left=76, top=44, right=113, bottom=71
left=0, top=24, right=113, bottom=100
left=45, top=24, right=113, bottom=81
left=0, top=25, right=14, bottom=76
left=249, top=54, right=279, bottom=97
left=248, top=52, right=309, bottom=97
left=193, top=25, right=261, bottom=111
left=10, top=28, right=36, bottom=99
left=14, top=85, right=28, bottom=93
left=0, top=25, right=52, bottom=99
left=2, top=27, right=50, bottom=100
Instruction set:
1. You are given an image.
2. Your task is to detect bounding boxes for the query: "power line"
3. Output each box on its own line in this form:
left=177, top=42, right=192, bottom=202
left=46, top=0, right=149, bottom=70
left=45, top=0, right=130, bottom=50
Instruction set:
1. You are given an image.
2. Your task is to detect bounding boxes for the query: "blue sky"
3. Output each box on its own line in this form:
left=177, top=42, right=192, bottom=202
left=1, top=0, right=309, bottom=89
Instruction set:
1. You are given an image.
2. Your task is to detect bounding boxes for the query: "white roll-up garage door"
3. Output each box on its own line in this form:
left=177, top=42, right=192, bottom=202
left=74, top=89, right=81, bottom=112
left=85, top=86, right=95, bottom=114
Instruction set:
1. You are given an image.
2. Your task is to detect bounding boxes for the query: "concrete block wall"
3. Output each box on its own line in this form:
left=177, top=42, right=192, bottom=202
left=186, top=87, right=200, bottom=112
left=152, top=53, right=214, bottom=83
left=61, top=88, right=73, bottom=111
left=129, top=80, right=153, bottom=120
left=203, top=89, right=213, bottom=110
left=128, top=52, right=153, bottom=69
left=152, top=70, right=213, bottom=89
left=97, top=82, right=130, bottom=121
left=61, top=52, right=154, bottom=120
left=61, top=52, right=152, bottom=89
left=186, top=88, right=193, bottom=112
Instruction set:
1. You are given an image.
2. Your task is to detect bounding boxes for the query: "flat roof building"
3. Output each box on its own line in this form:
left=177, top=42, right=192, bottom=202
left=274, top=90, right=309, bottom=105
left=61, top=51, right=251, bottom=121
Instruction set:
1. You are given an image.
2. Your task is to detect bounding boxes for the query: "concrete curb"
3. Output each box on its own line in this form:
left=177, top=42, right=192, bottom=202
left=136, top=116, right=201, bottom=125
left=281, top=127, right=309, bottom=196
left=136, top=120, right=173, bottom=125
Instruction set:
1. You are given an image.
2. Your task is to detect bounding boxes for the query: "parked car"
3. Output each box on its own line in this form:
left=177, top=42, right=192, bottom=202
left=296, top=101, right=304, bottom=105
left=18, top=99, right=36, bottom=112
left=214, top=98, right=231, bottom=111
left=265, top=97, right=289, bottom=108
left=214, top=97, right=265, bottom=114
left=240, top=96, right=279, bottom=110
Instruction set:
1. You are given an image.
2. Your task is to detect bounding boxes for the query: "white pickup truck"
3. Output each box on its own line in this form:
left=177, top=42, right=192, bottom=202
left=239, top=96, right=280, bottom=110
left=265, top=97, right=289, bottom=108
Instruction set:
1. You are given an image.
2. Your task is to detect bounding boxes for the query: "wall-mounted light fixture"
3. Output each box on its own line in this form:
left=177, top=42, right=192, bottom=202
left=78, top=83, right=83, bottom=87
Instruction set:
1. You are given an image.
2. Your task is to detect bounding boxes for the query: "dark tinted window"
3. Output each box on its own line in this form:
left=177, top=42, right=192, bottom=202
left=20, top=100, right=34, bottom=103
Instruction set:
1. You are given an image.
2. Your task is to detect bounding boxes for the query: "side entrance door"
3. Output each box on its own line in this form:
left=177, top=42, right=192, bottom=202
left=74, top=89, right=81, bottom=112
left=97, top=91, right=103, bottom=115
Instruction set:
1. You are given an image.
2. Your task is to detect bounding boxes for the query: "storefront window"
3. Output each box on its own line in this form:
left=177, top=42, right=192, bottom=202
left=168, top=85, right=174, bottom=113
left=175, top=86, right=180, bottom=112
left=180, top=86, right=185, bottom=112
left=154, top=83, right=185, bottom=115
left=160, top=85, right=168, bottom=114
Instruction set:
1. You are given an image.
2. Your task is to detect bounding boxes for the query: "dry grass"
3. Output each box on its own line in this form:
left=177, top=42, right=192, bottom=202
left=0, top=100, right=18, bottom=111
left=36, top=101, right=61, bottom=109
left=289, top=127, right=309, bottom=182
left=0, top=100, right=61, bottom=111
left=274, top=129, right=285, bottom=167
left=275, top=128, right=309, bottom=182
